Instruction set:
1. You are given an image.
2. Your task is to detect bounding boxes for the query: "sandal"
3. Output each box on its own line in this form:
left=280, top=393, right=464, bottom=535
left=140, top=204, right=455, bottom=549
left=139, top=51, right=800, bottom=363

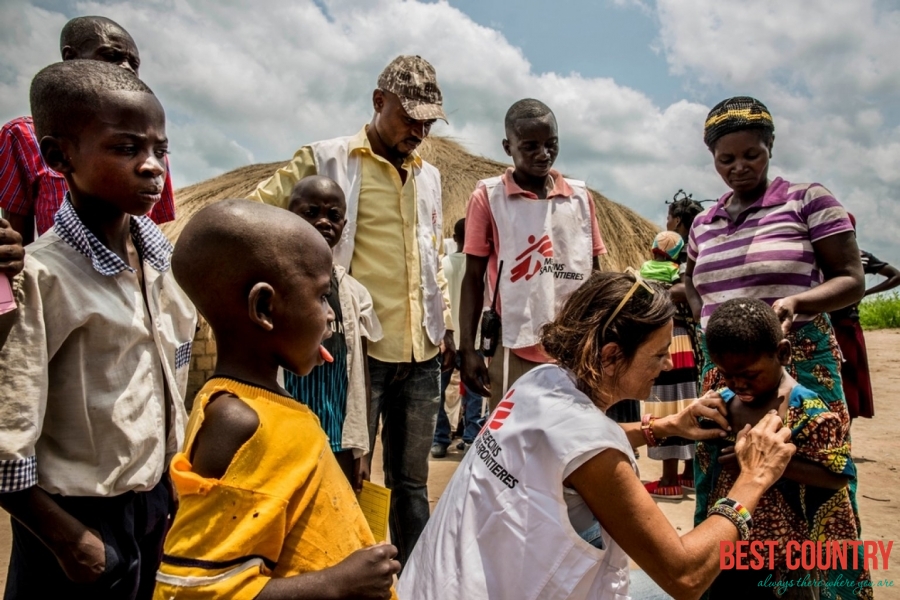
left=679, top=475, right=695, bottom=491
left=644, top=480, right=684, bottom=501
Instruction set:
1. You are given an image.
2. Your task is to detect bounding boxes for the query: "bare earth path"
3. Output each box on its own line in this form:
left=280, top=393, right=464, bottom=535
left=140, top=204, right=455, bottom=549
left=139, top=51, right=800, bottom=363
left=2, top=329, right=898, bottom=595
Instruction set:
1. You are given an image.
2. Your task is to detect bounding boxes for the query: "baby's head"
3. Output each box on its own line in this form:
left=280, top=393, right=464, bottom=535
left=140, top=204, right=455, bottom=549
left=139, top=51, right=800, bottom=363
left=706, top=298, right=791, bottom=404
left=173, top=199, right=334, bottom=377
left=651, top=230, right=684, bottom=262
left=31, top=60, right=166, bottom=217
left=288, top=175, right=346, bottom=249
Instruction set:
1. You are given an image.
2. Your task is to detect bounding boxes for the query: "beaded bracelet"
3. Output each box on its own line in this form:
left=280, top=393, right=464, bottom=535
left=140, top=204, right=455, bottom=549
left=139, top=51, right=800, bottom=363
left=640, top=414, right=659, bottom=447
left=715, top=498, right=752, bottom=524
left=708, top=498, right=753, bottom=541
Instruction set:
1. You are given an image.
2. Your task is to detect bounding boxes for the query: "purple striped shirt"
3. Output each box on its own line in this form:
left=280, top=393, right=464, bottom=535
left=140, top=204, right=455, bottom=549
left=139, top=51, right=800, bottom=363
left=688, top=177, right=852, bottom=329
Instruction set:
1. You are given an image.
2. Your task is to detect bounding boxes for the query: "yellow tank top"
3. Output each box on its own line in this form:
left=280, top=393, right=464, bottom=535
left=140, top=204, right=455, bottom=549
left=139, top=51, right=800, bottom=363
left=154, top=378, right=394, bottom=599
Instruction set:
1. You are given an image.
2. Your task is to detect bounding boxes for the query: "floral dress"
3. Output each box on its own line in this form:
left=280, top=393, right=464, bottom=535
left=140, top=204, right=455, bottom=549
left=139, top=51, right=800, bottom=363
left=695, top=385, right=872, bottom=599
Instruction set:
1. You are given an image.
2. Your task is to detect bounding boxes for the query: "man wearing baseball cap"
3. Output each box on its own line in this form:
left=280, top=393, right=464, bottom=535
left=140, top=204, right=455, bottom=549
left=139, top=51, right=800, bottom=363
left=250, top=55, right=453, bottom=566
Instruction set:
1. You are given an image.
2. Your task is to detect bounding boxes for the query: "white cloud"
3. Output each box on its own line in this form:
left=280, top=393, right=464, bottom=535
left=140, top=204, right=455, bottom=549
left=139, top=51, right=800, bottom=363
left=1, top=0, right=898, bottom=267
left=653, top=0, right=900, bottom=260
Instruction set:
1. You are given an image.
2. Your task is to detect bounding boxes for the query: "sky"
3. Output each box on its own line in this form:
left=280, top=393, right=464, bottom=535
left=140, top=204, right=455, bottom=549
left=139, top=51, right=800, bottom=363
left=2, top=0, right=899, bottom=269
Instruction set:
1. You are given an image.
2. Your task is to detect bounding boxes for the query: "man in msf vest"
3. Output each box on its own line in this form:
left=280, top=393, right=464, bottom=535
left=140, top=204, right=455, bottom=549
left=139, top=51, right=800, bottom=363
left=250, top=55, right=454, bottom=566
left=459, top=99, right=606, bottom=410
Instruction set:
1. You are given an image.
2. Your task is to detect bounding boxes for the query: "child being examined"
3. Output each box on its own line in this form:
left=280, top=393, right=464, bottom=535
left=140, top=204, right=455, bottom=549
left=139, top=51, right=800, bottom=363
left=695, top=298, right=871, bottom=598
left=0, top=60, right=196, bottom=599
left=154, top=199, right=398, bottom=599
left=282, top=175, right=382, bottom=490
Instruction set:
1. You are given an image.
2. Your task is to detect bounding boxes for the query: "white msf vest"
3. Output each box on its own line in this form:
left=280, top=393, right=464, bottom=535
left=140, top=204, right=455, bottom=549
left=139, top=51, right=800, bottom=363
left=309, top=136, right=447, bottom=346
left=398, top=364, right=638, bottom=600
left=484, top=177, right=593, bottom=349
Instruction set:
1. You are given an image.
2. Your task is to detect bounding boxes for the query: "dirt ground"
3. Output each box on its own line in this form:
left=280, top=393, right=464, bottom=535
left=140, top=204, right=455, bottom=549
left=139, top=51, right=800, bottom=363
left=1, top=329, right=898, bottom=595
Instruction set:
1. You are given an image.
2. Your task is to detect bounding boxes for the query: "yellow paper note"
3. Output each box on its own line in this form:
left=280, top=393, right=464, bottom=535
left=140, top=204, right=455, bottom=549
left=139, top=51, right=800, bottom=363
left=357, top=481, right=391, bottom=542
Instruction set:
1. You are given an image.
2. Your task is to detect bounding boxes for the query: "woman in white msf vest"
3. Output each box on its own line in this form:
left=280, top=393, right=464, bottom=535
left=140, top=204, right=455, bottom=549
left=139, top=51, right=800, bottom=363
left=398, top=272, right=796, bottom=599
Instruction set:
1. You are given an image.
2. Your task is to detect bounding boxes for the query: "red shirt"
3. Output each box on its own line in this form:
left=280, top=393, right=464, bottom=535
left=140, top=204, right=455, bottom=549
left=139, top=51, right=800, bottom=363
left=464, top=168, right=606, bottom=362
left=0, top=116, right=176, bottom=235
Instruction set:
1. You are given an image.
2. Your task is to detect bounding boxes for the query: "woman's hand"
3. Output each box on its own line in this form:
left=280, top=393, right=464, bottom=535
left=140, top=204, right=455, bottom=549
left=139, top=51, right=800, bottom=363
left=656, top=390, right=730, bottom=441
left=733, top=411, right=795, bottom=490
left=771, top=296, right=797, bottom=336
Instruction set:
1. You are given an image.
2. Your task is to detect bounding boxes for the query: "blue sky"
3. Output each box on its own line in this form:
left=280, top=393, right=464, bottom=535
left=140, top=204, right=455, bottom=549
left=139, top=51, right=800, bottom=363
left=440, top=0, right=684, bottom=105
left=2, top=0, right=899, bottom=271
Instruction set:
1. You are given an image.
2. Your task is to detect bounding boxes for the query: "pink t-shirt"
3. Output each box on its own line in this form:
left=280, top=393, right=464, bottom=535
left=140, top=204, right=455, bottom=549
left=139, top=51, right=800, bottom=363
left=464, top=168, right=606, bottom=362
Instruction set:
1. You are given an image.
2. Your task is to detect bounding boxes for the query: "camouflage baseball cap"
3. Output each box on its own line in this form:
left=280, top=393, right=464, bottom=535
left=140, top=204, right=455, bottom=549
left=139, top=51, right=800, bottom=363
left=377, top=55, right=448, bottom=123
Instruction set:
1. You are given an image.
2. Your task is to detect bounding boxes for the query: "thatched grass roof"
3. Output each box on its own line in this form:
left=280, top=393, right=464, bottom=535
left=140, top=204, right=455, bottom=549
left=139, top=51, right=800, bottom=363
left=163, top=136, right=660, bottom=270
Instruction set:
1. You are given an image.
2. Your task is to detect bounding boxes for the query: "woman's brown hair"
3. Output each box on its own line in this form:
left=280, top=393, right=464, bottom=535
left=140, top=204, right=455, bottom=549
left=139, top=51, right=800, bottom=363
left=541, top=271, right=675, bottom=405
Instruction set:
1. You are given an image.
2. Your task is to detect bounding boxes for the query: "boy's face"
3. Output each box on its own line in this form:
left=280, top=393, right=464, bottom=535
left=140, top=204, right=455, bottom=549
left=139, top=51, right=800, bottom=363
left=63, top=90, right=167, bottom=217
left=290, top=188, right=347, bottom=249
left=712, top=341, right=790, bottom=404
left=73, top=27, right=141, bottom=75
left=503, top=114, right=559, bottom=179
left=277, top=235, right=335, bottom=376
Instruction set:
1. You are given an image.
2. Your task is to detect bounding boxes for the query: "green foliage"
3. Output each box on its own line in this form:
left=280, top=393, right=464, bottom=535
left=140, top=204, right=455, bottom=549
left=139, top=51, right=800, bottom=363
left=859, top=292, right=900, bottom=331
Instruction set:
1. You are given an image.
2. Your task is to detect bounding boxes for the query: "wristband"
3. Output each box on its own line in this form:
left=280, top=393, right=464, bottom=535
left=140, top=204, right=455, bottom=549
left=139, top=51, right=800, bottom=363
left=709, top=497, right=753, bottom=541
left=714, top=497, right=752, bottom=524
left=641, top=414, right=659, bottom=447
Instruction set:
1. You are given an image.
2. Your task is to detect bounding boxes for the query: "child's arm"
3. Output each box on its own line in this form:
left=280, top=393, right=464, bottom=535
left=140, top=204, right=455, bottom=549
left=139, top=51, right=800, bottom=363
left=0, top=265, right=104, bottom=581
left=348, top=275, right=380, bottom=490
left=719, top=407, right=854, bottom=491
left=256, top=544, right=399, bottom=600
left=191, top=393, right=260, bottom=479
left=0, top=487, right=106, bottom=582
left=719, top=449, right=851, bottom=490
left=786, top=408, right=855, bottom=490
left=356, top=337, right=372, bottom=491
left=782, top=456, right=851, bottom=489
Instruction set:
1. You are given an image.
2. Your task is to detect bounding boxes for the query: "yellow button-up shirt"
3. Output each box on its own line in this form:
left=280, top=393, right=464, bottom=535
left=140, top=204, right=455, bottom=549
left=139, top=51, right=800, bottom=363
left=250, top=126, right=452, bottom=363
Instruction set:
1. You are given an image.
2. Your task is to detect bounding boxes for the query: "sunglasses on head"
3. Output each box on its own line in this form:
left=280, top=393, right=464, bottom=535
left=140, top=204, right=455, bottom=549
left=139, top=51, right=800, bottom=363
left=601, top=267, right=656, bottom=341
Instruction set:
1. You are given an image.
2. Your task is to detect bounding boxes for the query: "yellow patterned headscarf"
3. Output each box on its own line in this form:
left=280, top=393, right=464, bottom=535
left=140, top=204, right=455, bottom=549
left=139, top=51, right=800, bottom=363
left=703, top=96, right=774, bottom=149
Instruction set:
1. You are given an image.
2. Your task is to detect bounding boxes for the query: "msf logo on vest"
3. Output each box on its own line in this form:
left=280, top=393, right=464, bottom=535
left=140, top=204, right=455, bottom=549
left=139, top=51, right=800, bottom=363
left=510, top=234, right=584, bottom=283
left=511, top=235, right=553, bottom=282
left=475, top=389, right=520, bottom=490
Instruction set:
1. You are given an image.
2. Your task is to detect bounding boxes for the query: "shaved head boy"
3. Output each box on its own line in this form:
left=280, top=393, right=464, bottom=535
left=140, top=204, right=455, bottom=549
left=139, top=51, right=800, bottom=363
left=173, top=200, right=334, bottom=380
left=158, top=200, right=399, bottom=600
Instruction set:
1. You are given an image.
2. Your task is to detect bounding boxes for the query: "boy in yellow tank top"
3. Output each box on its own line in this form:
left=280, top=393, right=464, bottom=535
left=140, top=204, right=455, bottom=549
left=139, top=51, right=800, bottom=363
left=154, top=199, right=399, bottom=599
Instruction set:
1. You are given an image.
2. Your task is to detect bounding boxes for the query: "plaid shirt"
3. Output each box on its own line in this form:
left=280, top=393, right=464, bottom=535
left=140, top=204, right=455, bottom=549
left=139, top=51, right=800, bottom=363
left=0, top=116, right=176, bottom=235
left=54, top=196, right=173, bottom=276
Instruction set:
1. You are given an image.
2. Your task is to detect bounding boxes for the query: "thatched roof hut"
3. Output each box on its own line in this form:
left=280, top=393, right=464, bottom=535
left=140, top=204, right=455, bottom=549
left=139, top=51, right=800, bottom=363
left=163, top=136, right=659, bottom=272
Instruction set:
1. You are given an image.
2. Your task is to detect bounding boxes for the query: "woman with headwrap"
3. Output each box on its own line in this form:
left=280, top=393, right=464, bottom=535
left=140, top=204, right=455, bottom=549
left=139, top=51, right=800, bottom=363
left=684, top=96, right=863, bottom=409
left=684, top=97, right=867, bottom=598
